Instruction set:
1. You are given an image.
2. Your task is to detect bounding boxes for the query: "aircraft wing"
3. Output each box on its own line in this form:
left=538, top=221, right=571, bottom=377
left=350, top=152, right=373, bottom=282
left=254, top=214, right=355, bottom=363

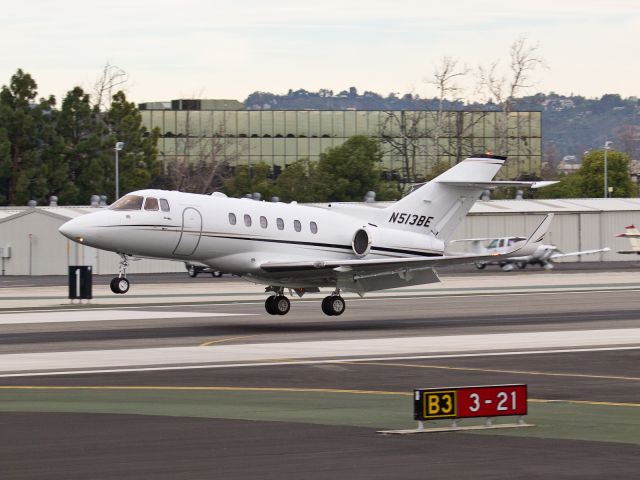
left=260, top=215, right=554, bottom=291
left=549, top=247, right=610, bottom=259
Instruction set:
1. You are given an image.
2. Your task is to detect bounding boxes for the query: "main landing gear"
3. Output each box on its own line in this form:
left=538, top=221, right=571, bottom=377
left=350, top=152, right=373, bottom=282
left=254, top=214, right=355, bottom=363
left=263, top=287, right=346, bottom=316
left=110, top=254, right=130, bottom=294
left=321, top=290, right=346, bottom=316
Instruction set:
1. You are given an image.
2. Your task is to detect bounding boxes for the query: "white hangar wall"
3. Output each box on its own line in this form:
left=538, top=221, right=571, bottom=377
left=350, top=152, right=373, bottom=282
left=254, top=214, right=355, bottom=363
left=1, top=198, right=639, bottom=275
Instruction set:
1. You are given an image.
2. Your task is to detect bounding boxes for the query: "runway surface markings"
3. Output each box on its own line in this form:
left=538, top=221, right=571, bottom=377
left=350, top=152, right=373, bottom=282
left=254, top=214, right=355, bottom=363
left=0, top=310, right=255, bottom=325
left=1, top=345, right=640, bottom=378
left=3, top=286, right=640, bottom=312
left=339, top=361, right=640, bottom=382
left=199, top=335, right=257, bottom=347
left=0, top=385, right=637, bottom=409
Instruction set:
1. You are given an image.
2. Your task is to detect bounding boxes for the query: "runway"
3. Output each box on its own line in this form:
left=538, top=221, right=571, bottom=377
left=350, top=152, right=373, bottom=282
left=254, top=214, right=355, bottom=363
left=1, top=268, right=639, bottom=479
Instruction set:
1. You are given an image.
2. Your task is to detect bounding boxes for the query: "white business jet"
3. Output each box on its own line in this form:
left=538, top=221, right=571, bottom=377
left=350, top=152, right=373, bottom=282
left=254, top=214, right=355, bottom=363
left=450, top=236, right=610, bottom=271
left=58, top=154, right=554, bottom=316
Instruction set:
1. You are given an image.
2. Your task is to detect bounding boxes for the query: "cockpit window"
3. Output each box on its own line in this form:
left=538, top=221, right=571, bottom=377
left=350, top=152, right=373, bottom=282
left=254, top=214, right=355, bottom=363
left=110, top=195, right=144, bottom=210
left=159, top=199, right=170, bottom=212
left=487, top=239, right=499, bottom=249
left=144, top=197, right=159, bottom=211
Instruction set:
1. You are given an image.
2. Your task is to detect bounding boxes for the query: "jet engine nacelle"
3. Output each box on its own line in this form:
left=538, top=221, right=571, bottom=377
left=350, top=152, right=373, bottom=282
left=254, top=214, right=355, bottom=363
left=352, top=228, right=372, bottom=257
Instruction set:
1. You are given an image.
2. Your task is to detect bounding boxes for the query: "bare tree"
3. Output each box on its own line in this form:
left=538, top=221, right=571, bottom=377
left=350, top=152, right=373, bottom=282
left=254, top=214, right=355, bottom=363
left=477, top=37, right=546, bottom=157
left=165, top=114, right=242, bottom=193
left=427, top=56, right=473, bottom=165
left=378, top=110, right=431, bottom=186
left=93, top=63, right=129, bottom=111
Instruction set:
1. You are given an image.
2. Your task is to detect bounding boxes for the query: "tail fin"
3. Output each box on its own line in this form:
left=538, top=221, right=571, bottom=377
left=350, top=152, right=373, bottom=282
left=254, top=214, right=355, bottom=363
left=617, top=225, right=640, bottom=253
left=385, top=154, right=506, bottom=242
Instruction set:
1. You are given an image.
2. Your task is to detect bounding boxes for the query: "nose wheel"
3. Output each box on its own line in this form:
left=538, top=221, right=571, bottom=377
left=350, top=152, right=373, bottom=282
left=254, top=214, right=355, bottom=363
left=110, top=254, right=130, bottom=294
left=110, top=277, right=130, bottom=294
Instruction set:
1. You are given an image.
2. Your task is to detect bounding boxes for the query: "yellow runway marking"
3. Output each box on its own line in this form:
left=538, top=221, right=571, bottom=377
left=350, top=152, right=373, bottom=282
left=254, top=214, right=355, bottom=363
left=0, top=385, right=638, bottom=408
left=338, top=361, right=640, bottom=382
left=199, top=335, right=256, bottom=347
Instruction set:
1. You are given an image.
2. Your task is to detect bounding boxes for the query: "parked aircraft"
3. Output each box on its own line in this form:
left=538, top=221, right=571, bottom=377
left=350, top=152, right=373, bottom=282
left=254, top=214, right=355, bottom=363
left=616, top=225, right=640, bottom=254
left=59, top=154, right=555, bottom=316
left=450, top=236, right=610, bottom=271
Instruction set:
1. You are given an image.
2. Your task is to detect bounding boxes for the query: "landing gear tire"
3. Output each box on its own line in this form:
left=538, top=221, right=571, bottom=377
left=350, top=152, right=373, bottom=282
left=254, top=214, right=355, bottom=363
left=211, top=271, right=222, bottom=278
left=187, top=265, right=198, bottom=277
left=110, top=277, right=130, bottom=294
left=321, top=295, right=346, bottom=316
left=475, top=262, right=486, bottom=270
left=265, top=295, right=290, bottom=315
left=516, top=262, right=527, bottom=269
left=273, top=295, right=290, bottom=315
left=265, top=296, right=277, bottom=315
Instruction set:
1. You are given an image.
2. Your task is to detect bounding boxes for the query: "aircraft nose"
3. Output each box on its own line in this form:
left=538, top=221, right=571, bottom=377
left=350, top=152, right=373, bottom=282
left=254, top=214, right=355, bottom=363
left=59, top=217, right=88, bottom=243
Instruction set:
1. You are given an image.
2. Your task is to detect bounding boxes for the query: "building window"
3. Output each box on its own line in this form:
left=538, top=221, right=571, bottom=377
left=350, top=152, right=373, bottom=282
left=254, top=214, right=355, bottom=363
left=228, top=213, right=236, bottom=225
left=277, top=218, right=284, bottom=230
left=159, top=199, right=170, bottom=212
left=294, top=220, right=301, bottom=232
left=310, top=221, right=318, bottom=234
left=244, top=214, right=252, bottom=227
left=260, top=216, right=268, bottom=228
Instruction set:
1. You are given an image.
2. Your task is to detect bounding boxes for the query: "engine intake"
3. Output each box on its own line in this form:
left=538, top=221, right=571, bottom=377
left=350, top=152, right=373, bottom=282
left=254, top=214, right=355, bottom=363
left=352, top=228, right=371, bottom=257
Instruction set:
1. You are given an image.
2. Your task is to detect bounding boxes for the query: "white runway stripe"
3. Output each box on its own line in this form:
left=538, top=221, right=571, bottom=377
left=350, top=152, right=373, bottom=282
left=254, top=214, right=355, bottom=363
left=0, top=310, right=252, bottom=325
left=0, top=328, right=639, bottom=374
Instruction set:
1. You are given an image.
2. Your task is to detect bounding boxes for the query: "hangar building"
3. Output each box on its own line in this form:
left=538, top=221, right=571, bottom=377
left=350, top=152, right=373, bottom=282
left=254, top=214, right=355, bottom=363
left=1, top=199, right=638, bottom=276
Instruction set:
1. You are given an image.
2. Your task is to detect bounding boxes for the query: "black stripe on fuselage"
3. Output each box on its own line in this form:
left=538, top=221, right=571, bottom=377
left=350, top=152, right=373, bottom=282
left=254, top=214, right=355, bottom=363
left=96, top=225, right=443, bottom=258
left=202, top=233, right=442, bottom=258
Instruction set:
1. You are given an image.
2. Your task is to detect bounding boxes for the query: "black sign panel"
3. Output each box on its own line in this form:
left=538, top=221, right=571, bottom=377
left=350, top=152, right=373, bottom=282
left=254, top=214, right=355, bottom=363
left=68, top=265, right=93, bottom=300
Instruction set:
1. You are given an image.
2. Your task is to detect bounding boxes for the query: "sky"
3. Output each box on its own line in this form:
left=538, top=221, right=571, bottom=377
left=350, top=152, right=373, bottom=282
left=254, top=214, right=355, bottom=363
left=1, top=0, right=638, bottom=105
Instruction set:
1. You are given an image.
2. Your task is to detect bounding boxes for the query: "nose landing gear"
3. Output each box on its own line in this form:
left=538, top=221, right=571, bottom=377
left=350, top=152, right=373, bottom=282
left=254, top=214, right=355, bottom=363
left=110, top=254, right=130, bottom=294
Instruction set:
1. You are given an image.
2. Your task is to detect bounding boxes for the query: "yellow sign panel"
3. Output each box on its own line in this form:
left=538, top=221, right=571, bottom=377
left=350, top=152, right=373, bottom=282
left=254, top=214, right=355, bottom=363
left=422, top=390, right=457, bottom=419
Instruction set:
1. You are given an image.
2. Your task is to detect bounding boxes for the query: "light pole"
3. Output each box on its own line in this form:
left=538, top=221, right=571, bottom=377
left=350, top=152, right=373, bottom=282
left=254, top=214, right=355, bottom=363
left=603, top=140, right=613, bottom=198
left=114, top=142, right=124, bottom=200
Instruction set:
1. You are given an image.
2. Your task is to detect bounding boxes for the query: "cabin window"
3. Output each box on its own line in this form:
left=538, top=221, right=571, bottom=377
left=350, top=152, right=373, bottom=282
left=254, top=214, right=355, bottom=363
left=109, top=195, right=144, bottom=210
left=499, top=239, right=505, bottom=248
left=144, top=197, right=159, bottom=211
left=159, top=199, right=170, bottom=212
left=310, top=221, right=318, bottom=234
left=260, top=216, right=268, bottom=228
left=487, top=239, right=499, bottom=249
left=276, top=218, right=284, bottom=230
left=244, top=214, right=252, bottom=227
left=229, top=213, right=237, bottom=225
left=294, top=219, right=302, bottom=232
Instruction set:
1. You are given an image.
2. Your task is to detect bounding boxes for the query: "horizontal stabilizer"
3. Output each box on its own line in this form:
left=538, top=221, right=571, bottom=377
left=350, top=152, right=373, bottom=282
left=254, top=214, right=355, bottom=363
left=439, top=180, right=558, bottom=190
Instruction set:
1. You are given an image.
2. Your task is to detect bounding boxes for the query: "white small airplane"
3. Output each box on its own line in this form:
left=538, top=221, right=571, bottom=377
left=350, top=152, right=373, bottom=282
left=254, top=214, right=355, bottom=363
left=450, top=236, right=610, bottom=271
left=59, top=154, right=555, bottom=316
left=616, top=224, right=640, bottom=254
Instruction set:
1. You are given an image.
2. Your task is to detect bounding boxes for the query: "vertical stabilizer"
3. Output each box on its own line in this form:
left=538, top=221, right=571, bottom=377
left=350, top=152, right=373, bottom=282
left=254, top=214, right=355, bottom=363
left=384, top=154, right=506, bottom=242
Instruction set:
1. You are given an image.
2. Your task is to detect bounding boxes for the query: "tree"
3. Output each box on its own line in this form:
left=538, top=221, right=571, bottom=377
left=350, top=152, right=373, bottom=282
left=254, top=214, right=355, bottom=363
left=103, top=91, right=160, bottom=199
left=274, top=159, right=328, bottom=202
left=0, top=69, right=67, bottom=205
left=57, top=86, right=109, bottom=204
left=223, top=162, right=274, bottom=199
left=536, top=149, right=636, bottom=198
left=477, top=37, right=546, bottom=156
left=317, top=136, right=395, bottom=201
